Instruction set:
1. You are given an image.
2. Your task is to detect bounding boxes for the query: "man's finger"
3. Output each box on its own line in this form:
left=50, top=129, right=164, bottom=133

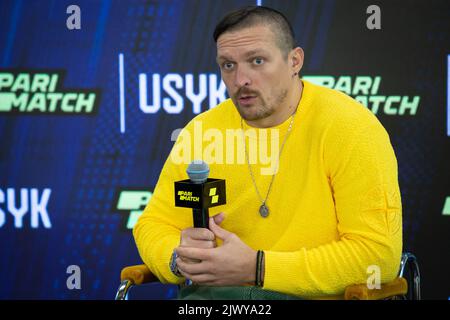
left=178, top=269, right=216, bottom=285
left=179, top=256, right=201, bottom=264
left=212, top=212, right=225, bottom=225
left=176, top=246, right=212, bottom=261
left=181, top=228, right=215, bottom=241
left=180, top=238, right=215, bottom=249
left=209, top=216, right=233, bottom=241
left=176, top=258, right=211, bottom=275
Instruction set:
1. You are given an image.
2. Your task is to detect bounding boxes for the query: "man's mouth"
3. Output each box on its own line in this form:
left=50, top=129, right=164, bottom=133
left=238, top=95, right=257, bottom=105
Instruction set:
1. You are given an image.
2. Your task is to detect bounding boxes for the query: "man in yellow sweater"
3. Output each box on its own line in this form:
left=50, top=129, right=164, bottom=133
left=133, top=6, right=402, bottom=299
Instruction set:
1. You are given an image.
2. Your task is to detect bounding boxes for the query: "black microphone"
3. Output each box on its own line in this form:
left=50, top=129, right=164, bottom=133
left=174, top=160, right=226, bottom=229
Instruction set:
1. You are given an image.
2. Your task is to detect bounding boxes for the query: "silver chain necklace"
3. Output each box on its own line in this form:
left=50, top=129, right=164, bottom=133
left=241, top=110, right=297, bottom=218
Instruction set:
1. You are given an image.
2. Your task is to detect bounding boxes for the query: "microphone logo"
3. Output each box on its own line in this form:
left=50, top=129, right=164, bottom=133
left=209, top=188, right=219, bottom=204
left=177, top=190, right=200, bottom=202
left=174, top=160, right=226, bottom=228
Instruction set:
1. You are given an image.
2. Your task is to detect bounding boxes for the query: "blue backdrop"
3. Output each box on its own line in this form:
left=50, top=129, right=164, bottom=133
left=0, top=0, right=449, bottom=299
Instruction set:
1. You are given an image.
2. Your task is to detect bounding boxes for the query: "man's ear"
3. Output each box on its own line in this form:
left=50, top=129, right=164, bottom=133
left=290, top=47, right=304, bottom=74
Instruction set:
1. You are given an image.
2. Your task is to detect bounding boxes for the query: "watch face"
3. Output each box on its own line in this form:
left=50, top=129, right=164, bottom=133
left=170, top=250, right=180, bottom=276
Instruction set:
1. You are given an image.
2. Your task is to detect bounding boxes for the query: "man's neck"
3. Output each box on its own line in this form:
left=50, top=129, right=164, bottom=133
left=245, top=80, right=303, bottom=128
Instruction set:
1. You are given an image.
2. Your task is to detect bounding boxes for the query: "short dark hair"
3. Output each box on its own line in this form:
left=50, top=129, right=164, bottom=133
left=213, top=6, right=296, bottom=58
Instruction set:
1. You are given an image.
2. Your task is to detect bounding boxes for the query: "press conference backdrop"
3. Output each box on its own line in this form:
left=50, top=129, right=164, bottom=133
left=0, top=0, right=449, bottom=299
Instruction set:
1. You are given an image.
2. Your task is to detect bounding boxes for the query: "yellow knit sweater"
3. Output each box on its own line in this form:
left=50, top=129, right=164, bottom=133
left=133, top=80, right=402, bottom=298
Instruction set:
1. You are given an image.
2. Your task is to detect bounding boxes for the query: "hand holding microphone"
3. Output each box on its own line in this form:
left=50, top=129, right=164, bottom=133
left=178, top=213, right=225, bottom=264
left=174, top=160, right=227, bottom=263
left=173, top=162, right=258, bottom=286
left=174, top=160, right=226, bottom=228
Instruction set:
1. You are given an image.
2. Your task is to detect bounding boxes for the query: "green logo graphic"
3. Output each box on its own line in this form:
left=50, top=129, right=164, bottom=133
left=443, top=197, right=450, bottom=216
left=303, top=75, right=420, bottom=116
left=115, top=190, right=152, bottom=229
left=0, top=70, right=100, bottom=114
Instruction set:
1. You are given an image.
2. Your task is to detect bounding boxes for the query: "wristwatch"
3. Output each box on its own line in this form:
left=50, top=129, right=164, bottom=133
left=169, top=249, right=182, bottom=277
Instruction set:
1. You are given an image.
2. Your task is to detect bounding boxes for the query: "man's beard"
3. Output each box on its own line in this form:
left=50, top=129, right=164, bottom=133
left=238, top=99, right=273, bottom=121
left=234, top=89, right=288, bottom=122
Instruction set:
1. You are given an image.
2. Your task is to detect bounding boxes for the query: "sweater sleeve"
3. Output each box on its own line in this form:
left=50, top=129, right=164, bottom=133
left=263, top=113, right=403, bottom=298
left=132, top=127, right=194, bottom=285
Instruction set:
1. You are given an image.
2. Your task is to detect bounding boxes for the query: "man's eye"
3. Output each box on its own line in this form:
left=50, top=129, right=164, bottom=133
left=253, top=58, right=264, bottom=65
left=223, top=62, right=234, bottom=70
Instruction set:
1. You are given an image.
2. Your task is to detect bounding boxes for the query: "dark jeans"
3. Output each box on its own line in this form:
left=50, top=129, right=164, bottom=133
left=177, top=285, right=302, bottom=300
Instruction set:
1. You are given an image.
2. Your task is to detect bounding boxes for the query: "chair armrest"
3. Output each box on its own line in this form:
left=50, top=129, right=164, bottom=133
left=120, top=264, right=159, bottom=285
left=344, top=277, right=408, bottom=300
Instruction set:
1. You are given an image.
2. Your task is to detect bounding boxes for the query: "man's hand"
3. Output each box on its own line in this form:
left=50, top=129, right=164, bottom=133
left=175, top=214, right=257, bottom=286
left=178, top=212, right=225, bottom=263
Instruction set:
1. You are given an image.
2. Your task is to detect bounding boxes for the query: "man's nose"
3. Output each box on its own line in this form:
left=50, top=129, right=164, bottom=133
left=234, top=66, right=251, bottom=87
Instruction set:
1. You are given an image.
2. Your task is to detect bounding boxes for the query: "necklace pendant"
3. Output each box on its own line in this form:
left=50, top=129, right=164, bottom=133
left=259, top=204, right=269, bottom=218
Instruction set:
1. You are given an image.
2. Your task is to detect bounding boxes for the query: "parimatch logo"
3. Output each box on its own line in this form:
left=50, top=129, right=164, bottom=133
left=0, top=70, right=100, bottom=114
left=303, top=75, right=420, bottom=116
left=177, top=190, right=200, bottom=202
left=209, top=187, right=219, bottom=204
left=443, top=197, right=450, bottom=216
left=114, top=189, right=152, bottom=230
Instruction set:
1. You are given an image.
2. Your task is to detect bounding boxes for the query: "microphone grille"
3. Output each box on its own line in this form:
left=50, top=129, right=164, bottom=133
left=186, top=160, right=209, bottom=184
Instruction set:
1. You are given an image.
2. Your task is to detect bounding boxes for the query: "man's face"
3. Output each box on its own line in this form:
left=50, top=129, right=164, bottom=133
left=216, top=24, right=291, bottom=122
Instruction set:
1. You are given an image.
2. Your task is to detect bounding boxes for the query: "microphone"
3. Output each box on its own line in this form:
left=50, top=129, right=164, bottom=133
left=187, top=160, right=210, bottom=228
left=186, top=160, right=210, bottom=184
left=174, top=160, right=226, bottom=229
